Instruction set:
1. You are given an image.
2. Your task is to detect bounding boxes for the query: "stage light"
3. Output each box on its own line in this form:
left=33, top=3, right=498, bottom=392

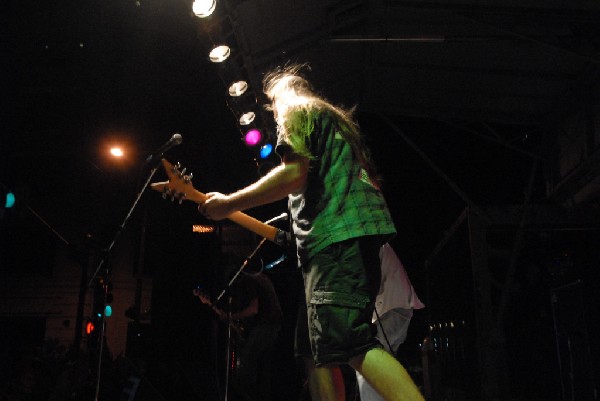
left=209, top=45, right=230, bottom=62
left=110, top=147, right=124, bottom=157
left=193, top=224, right=216, bottom=233
left=4, top=191, right=15, bottom=209
left=86, top=321, right=95, bottom=335
left=104, top=305, right=112, bottom=317
left=259, top=143, right=273, bottom=159
left=244, top=129, right=262, bottom=146
left=192, top=0, right=216, bottom=17
left=239, top=111, right=255, bottom=126
left=228, top=80, right=248, bottom=97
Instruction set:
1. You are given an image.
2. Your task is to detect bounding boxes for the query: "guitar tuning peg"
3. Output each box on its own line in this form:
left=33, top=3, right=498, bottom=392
left=179, top=167, right=187, bottom=178
left=173, top=162, right=181, bottom=172
left=183, top=174, right=193, bottom=184
left=162, top=187, right=169, bottom=199
left=178, top=193, right=186, bottom=205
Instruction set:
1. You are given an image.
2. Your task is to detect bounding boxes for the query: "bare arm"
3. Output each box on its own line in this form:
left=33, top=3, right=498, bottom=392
left=201, top=152, right=308, bottom=220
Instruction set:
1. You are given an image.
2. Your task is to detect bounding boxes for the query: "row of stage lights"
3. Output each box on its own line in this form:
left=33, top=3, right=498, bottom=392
left=192, top=0, right=275, bottom=169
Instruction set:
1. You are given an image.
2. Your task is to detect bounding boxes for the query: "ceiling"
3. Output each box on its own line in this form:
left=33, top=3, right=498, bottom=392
left=3, top=0, right=600, bottom=263
left=229, top=0, right=600, bottom=125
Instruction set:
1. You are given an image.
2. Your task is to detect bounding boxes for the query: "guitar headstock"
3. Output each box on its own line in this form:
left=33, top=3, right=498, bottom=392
left=150, top=159, right=204, bottom=204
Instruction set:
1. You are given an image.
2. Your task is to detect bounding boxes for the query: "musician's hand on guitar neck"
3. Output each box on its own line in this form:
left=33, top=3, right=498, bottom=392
left=197, top=293, right=212, bottom=306
left=192, top=287, right=246, bottom=340
left=193, top=289, right=228, bottom=321
left=198, top=192, right=235, bottom=221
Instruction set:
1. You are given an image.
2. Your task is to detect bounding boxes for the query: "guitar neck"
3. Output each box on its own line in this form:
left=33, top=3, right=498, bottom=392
left=185, top=189, right=279, bottom=243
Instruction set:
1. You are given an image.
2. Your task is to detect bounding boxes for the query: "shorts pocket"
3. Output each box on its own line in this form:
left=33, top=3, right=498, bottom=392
left=308, top=290, right=373, bottom=354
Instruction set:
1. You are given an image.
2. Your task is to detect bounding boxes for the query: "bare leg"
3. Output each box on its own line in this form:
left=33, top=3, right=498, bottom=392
left=304, top=358, right=345, bottom=401
left=349, top=348, right=424, bottom=401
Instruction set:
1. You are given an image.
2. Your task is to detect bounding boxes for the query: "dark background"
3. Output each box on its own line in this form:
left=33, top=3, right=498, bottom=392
left=2, top=1, right=600, bottom=400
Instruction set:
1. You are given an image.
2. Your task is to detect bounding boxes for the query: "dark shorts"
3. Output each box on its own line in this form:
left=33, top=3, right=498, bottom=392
left=295, top=236, right=383, bottom=366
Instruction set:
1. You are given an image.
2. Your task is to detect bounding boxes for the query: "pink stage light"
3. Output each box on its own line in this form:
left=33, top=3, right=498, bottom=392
left=244, top=129, right=262, bottom=146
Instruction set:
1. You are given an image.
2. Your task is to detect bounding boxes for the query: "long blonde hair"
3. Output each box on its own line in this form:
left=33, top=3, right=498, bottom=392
left=263, top=64, right=381, bottom=186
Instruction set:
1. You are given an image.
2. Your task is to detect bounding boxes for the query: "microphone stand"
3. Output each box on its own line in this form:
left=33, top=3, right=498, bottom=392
left=87, top=159, right=162, bottom=401
left=215, top=236, right=267, bottom=401
left=216, top=238, right=266, bottom=303
left=224, top=296, right=233, bottom=401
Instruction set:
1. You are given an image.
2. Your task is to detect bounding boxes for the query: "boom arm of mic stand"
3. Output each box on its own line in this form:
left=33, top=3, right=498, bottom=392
left=87, top=163, right=160, bottom=288
left=216, top=237, right=267, bottom=303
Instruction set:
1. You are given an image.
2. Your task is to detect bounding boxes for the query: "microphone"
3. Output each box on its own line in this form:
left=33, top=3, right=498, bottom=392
left=264, top=212, right=288, bottom=224
left=265, top=254, right=287, bottom=270
left=145, top=133, right=183, bottom=163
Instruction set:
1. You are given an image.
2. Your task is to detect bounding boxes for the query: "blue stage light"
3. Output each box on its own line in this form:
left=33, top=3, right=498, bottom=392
left=260, top=143, right=273, bottom=159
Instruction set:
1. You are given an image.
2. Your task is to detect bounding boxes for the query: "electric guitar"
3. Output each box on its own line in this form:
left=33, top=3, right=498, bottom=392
left=193, top=287, right=246, bottom=342
left=150, top=159, right=286, bottom=245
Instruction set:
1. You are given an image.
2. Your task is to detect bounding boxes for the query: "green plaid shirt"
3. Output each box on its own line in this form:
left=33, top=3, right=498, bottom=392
left=276, top=109, right=396, bottom=265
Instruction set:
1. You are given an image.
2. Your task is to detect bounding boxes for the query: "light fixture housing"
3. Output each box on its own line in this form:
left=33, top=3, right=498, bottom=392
left=192, top=0, right=216, bottom=18
left=228, top=80, right=248, bottom=97
left=209, top=45, right=231, bottom=63
left=239, top=111, right=256, bottom=126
